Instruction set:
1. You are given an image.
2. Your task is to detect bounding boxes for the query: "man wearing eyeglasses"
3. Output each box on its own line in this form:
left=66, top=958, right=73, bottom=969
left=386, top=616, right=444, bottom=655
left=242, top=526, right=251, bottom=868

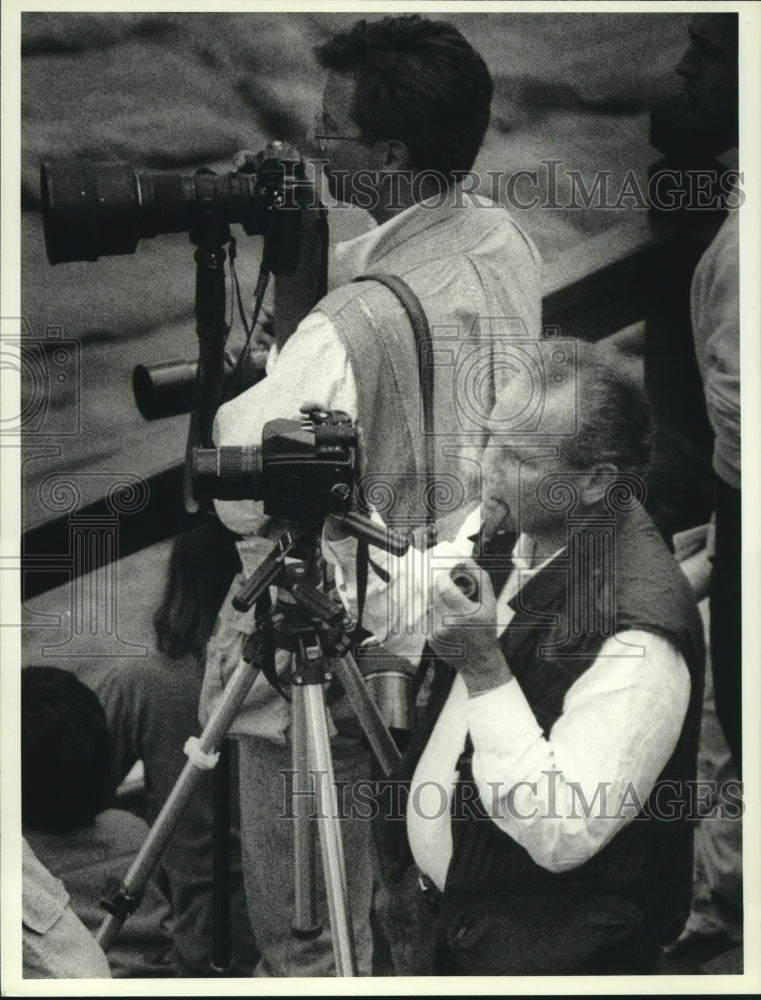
left=203, top=13, right=542, bottom=977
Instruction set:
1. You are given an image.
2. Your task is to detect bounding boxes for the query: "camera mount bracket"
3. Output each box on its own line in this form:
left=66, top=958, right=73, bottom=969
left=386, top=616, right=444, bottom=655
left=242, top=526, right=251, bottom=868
left=182, top=216, right=233, bottom=514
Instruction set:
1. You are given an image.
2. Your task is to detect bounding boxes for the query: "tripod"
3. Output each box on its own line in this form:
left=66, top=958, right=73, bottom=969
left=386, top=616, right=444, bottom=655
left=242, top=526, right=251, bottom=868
left=97, top=521, right=405, bottom=976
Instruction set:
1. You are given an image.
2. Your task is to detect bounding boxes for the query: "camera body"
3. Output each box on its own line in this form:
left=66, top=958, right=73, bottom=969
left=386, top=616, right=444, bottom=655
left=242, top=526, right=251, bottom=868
left=192, top=410, right=357, bottom=522
left=41, top=143, right=306, bottom=273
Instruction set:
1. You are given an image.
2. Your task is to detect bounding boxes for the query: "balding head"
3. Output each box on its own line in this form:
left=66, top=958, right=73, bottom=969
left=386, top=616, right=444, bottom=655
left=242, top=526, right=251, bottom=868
left=489, top=341, right=651, bottom=476
left=481, top=343, right=651, bottom=543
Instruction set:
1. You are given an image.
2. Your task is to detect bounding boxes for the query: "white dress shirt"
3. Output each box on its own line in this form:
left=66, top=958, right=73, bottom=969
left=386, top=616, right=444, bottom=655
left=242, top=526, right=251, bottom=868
left=323, top=508, right=691, bottom=891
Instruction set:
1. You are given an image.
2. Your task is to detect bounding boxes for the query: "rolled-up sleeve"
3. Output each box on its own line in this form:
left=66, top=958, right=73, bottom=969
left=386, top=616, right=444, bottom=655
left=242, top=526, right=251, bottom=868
left=466, top=631, right=691, bottom=872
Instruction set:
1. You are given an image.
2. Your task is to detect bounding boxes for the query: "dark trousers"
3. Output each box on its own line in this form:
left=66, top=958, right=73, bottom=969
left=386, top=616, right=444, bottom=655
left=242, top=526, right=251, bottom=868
left=433, top=891, right=663, bottom=975
left=710, top=475, right=742, bottom=778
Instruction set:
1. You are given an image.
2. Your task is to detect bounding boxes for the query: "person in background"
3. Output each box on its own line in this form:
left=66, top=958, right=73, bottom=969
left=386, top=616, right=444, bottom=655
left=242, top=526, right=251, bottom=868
left=663, top=13, right=743, bottom=973
left=22, top=837, right=111, bottom=980
left=148, top=517, right=259, bottom=976
left=676, top=10, right=741, bottom=777
left=28, top=517, right=259, bottom=976
left=99, top=517, right=259, bottom=976
left=21, top=665, right=176, bottom=978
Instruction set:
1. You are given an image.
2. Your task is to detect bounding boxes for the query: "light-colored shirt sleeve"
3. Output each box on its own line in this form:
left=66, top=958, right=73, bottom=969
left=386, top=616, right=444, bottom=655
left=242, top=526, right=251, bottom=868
left=212, top=310, right=358, bottom=538
left=465, top=632, right=691, bottom=873
left=22, top=838, right=112, bottom=979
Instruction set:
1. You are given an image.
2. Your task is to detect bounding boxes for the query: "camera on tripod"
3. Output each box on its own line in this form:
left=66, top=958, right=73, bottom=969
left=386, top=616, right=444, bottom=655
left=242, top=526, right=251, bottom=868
left=40, top=141, right=306, bottom=273
left=40, top=147, right=410, bottom=973
left=191, top=409, right=357, bottom=522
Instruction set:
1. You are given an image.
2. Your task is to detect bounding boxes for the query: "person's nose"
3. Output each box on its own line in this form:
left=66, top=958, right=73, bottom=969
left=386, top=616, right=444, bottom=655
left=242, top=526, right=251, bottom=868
left=676, top=43, right=699, bottom=80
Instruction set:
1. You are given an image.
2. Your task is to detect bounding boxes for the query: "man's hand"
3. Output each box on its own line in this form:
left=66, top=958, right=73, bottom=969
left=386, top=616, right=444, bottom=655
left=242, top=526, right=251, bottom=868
left=430, top=558, right=513, bottom=696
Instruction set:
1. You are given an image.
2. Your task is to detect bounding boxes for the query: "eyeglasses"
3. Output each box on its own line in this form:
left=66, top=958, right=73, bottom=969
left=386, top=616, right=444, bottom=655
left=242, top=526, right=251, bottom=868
left=314, top=112, right=366, bottom=153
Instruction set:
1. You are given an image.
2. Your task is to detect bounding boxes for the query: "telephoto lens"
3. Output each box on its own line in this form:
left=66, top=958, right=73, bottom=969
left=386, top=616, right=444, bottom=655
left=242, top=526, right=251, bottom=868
left=40, top=144, right=304, bottom=266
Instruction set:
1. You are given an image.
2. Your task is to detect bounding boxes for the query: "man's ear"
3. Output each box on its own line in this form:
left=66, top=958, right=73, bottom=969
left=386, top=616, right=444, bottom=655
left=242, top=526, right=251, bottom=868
left=579, top=463, right=619, bottom=507
left=379, top=138, right=411, bottom=171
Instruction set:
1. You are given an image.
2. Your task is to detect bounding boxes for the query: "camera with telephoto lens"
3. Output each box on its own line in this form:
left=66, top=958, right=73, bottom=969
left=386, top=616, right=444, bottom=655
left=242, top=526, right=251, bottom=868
left=40, top=142, right=306, bottom=273
left=191, top=409, right=356, bottom=522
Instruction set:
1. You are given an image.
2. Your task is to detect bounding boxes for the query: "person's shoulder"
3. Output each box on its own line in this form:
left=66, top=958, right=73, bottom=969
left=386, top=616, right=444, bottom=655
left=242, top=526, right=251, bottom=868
left=457, top=196, right=542, bottom=264
left=22, top=837, right=69, bottom=933
left=315, top=274, right=412, bottom=324
left=617, top=506, right=680, bottom=569
left=22, top=838, right=112, bottom=979
left=616, top=507, right=702, bottom=612
left=693, top=209, right=739, bottom=297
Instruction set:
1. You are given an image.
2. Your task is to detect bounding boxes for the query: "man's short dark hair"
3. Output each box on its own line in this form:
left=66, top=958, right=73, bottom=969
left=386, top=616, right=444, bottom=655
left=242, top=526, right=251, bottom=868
left=557, top=342, right=652, bottom=476
left=315, top=14, right=492, bottom=178
left=22, top=666, right=114, bottom=833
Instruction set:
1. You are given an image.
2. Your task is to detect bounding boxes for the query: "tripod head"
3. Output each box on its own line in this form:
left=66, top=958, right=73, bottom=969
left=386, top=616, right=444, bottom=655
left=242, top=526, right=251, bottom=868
left=230, top=503, right=416, bottom=741
left=230, top=509, right=410, bottom=615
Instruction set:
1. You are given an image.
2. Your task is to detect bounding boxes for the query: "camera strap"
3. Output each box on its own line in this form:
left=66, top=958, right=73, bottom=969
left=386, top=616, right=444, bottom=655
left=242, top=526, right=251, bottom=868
left=352, top=273, right=435, bottom=488
left=351, top=274, right=435, bottom=661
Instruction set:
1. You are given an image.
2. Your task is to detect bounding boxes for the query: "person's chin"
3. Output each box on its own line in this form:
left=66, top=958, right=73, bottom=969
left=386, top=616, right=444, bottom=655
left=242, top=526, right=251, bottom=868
left=679, top=90, right=706, bottom=127
left=681, top=88, right=721, bottom=133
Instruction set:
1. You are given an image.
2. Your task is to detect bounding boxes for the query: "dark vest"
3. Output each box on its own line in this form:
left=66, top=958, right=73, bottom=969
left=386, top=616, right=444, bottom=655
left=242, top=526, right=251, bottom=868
left=377, top=503, right=705, bottom=969
left=443, top=505, right=705, bottom=949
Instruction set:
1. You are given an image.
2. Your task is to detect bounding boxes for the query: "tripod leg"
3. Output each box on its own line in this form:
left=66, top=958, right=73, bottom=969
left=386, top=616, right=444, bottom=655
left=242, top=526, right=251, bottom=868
left=291, top=669, right=321, bottom=941
left=97, top=649, right=262, bottom=951
left=296, top=682, right=358, bottom=977
left=211, top=741, right=232, bottom=974
left=330, top=653, right=402, bottom=777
